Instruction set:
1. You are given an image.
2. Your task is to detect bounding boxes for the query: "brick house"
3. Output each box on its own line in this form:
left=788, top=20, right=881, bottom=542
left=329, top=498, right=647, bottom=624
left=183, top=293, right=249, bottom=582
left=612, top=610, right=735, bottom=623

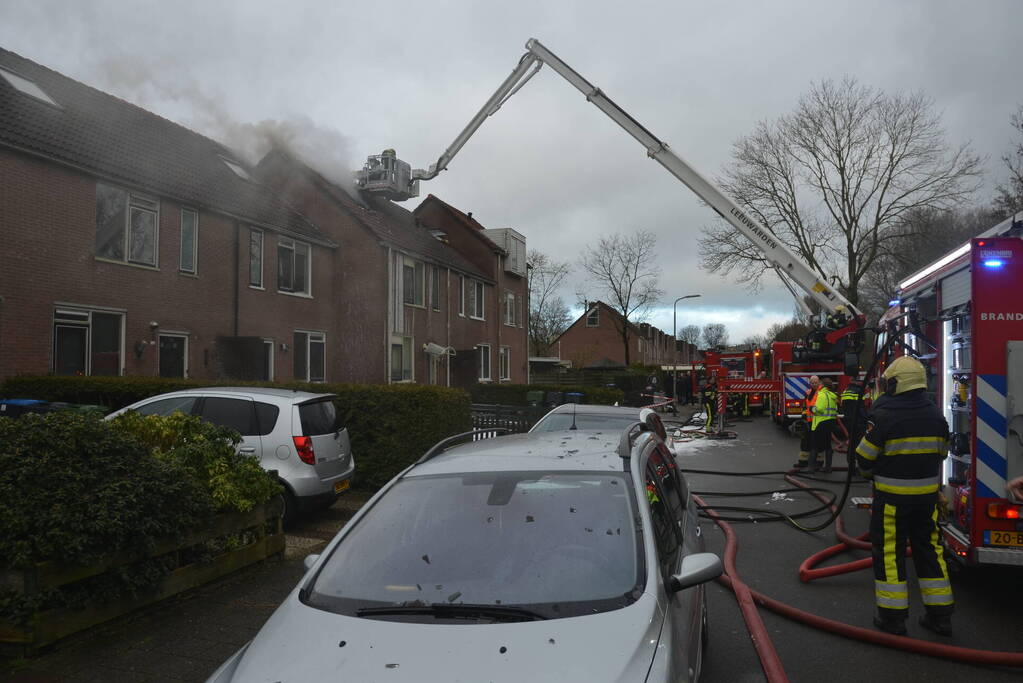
left=255, top=154, right=529, bottom=388
left=0, top=47, right=339, bottom=384
left=553, top=301, right=695, bottom=369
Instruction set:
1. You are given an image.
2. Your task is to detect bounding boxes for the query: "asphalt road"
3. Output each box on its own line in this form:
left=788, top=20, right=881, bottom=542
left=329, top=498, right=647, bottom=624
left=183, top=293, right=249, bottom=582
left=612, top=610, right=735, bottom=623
left=677, top=415, right=1023, bottom=683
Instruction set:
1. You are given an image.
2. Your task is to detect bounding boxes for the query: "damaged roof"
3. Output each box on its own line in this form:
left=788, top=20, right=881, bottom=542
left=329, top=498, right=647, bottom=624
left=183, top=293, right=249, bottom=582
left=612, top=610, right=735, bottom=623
left=416, top=194, right=506, bottom=253
left=0, top=47, right=331, bottom=246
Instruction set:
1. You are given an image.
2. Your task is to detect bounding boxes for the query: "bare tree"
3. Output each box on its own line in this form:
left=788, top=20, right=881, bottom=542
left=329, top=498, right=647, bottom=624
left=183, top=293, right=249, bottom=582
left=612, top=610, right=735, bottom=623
left=702, top=323, right=728, bottom=349
left=698, top=77, right=982, bottom=307
left=766, top=318, right=813, bottom=343
left=678, top=324, right=701, bottom=346
left=527, top=249, right=572, bottom=356
left=993, top=105, right=1023, bottom=219
left=578, top=231, right=665, bottom=365
left=741, top=333, right=770, bottom=349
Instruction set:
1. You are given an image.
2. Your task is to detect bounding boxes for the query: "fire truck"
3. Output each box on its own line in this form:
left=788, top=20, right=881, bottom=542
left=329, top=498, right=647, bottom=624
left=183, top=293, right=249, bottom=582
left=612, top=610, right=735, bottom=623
left=880, top=214, right=1023, bottom=566
left=703, top=349, right=772, bottom=415
left=769, top=341, right=851, bottom=428
left=354, top=37, right=867, bottom=418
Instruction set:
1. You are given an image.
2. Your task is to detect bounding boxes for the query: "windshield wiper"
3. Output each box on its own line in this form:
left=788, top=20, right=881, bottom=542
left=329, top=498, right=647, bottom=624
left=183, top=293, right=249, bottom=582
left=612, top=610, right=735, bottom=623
left=356, top=603, right=547, bottom=622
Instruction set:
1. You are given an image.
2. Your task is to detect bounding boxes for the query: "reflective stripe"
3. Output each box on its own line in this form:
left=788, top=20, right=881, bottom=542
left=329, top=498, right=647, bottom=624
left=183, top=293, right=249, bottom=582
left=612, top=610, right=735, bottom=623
left=856, top=438, right=881, bottom=461
left=874, top=475, right=940, bottom=495
left=875, top=594, right=910, bottom=609
left=928, top=508, right=953, bottom=604
left=884, top=436, right=948, bottom=455
left=883, top=504, right=898, bottom=582
left=918, top=578, right=951, bottom=591
left=875, top=581, right=908, bottom=593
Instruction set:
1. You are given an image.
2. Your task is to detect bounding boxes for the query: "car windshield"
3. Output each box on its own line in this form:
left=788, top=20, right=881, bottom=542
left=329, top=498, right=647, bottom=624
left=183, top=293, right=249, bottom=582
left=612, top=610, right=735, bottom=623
left=531, top=413, right=637, bottom=433
left=304, top=471, right=643, bottom=621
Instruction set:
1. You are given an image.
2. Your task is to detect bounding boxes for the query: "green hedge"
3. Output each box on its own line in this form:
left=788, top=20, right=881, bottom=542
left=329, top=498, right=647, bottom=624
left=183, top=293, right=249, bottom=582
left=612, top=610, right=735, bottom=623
left=0, top=375, right=472, bottom=491
left=470, top=383, right=624, bottom=406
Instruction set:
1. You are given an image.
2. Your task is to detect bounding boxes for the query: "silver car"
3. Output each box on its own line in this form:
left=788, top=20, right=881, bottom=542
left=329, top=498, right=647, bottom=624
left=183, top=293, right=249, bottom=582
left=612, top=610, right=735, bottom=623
left=107, top=387, right=355, bottom=523
left=531, top=403, right=668, bottom=439
left=207, top=418, right=721, bottom=682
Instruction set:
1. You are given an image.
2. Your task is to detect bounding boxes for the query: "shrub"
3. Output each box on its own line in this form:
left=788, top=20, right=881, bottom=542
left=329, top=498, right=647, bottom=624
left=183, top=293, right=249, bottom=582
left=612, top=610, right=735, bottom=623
left=469, top=383, right=624, bottom=406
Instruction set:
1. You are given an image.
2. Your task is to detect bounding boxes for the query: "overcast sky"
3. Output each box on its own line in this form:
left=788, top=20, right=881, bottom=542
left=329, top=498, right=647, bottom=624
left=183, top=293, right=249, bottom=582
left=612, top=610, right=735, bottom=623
left=2, top=0, right=1019, bottom=343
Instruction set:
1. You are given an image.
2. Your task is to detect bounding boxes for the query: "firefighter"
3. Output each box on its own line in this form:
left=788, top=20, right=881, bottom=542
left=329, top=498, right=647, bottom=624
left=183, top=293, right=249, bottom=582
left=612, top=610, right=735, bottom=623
left=855, top=356, right=953, bottom=636
left=701, top=375, right=718, bottom=432
left=809, top=377, right=838, bottom=472
left=792, top=375, right=820, bottom=469
left=840, top=379, right=865, bottom=458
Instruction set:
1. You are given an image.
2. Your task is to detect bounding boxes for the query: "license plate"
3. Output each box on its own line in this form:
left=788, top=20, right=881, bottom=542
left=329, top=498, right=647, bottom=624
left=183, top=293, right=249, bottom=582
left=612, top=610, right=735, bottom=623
left=983, top=530, right=1023, bottom=547
left=334, top=479, right=350, bottom=494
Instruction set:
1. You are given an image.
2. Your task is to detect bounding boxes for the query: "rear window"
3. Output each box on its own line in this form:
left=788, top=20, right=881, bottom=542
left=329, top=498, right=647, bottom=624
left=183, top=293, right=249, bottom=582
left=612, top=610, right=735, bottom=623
left=530, top=413, right=637, bottom=433
left=299, top=398, right=342, bottom=435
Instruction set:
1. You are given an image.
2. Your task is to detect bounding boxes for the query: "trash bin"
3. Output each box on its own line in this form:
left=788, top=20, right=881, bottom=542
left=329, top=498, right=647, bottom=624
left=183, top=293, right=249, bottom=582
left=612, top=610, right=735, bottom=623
left=0, top=398, right=50, bottom=419
left=565, top=392, right=584, bottom=404
left=526, top=390, right=545, bottom=407
left=545, top=391, right=564, bottom=407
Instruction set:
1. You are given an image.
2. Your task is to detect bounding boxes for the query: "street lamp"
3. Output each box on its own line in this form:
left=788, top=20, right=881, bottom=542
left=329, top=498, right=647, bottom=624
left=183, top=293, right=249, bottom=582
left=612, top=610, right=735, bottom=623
left=673, top=294, right=701, bottom=407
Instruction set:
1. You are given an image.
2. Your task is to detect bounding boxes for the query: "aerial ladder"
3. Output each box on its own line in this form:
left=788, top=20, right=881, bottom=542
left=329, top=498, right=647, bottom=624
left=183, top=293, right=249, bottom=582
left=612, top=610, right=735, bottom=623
left=355, top=38, right=867, bottom=379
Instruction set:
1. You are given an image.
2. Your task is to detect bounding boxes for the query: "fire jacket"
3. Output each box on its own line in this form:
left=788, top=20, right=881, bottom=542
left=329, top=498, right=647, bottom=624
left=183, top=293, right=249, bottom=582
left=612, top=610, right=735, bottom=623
left=854, top=389, right=949, bottom=502
left=810, top=386, right=838, bottom=431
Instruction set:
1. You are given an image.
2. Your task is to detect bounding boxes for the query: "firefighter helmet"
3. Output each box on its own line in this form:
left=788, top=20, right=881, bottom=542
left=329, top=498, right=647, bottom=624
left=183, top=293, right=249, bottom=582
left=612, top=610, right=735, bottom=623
left=882, top=356, right=927, bottom=395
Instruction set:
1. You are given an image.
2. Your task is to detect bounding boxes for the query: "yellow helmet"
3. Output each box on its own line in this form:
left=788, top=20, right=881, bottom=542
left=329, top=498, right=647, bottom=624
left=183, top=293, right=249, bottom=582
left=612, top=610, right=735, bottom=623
left=882, top=356, right=927, bottom=395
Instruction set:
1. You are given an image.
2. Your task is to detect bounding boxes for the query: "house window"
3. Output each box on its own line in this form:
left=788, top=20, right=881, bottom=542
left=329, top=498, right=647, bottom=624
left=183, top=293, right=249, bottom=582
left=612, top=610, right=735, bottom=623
left=391, top=336, right=413, bottom=382
left=469, top=280, right=485, bottom=320
left=458, top=275, right=465, bottom=316
left=179, top=209, right=197, bottom=274
left=262, top=339, right=274, bottom=381
left=586, top=307, right=599, bottom=327
left=431, top=266, right=441, bottom=310
left=278, top=238, right=311, bottom=295
left=95, top=182, right=159, bottom=267
left=403, top=258, right=425, bottom=306
left=52, top=307, right=122, bottom=376
left=0, top=65, right=58, bottom=106
left=504, top=291, right=517, bottom=326
left=249, top=229, right=263, bottom=287
left=478, top=343, right=492, bottom=381
left=294, top=331, right=325, bottom=382
left=221, top=156, right=251, bottom=180
left=499, top=346, right=510, bottom=381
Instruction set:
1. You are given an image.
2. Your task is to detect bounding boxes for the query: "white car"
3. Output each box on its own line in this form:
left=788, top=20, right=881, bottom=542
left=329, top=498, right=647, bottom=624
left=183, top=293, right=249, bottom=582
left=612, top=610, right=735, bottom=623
left=207, top=416, right=720, bottom=682
left=107, top=387, right=354, bottom=523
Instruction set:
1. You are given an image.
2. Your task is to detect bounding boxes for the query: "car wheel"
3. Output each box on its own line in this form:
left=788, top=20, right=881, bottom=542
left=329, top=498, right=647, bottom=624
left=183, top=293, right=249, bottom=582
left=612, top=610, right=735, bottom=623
left=278, top=486, right=299, bottom=529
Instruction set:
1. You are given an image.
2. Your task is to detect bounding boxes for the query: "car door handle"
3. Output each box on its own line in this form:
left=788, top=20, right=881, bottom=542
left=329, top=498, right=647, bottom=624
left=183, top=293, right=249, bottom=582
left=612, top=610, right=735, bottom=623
left=239, top=447, right=256, bottom=454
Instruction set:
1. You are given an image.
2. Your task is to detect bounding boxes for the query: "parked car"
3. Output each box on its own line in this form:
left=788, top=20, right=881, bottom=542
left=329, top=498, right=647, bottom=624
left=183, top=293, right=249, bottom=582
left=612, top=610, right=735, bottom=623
left=107, top=387, right=354, bottom=523
left=530, top=403, right=667, bottom=440
left=206, top=416, right=721, bottom=682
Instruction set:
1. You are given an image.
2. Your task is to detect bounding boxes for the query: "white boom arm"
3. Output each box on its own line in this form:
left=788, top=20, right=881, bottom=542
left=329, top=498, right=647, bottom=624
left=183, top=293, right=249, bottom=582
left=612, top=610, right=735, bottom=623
left=413, top=38, right=861, bottom=320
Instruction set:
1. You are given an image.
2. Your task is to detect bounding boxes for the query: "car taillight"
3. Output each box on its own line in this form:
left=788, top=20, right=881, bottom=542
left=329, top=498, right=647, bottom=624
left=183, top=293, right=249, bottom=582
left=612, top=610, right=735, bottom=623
left=293, top=436, right=316, bottom=465
left=987, top=502, right=1021, bottom=519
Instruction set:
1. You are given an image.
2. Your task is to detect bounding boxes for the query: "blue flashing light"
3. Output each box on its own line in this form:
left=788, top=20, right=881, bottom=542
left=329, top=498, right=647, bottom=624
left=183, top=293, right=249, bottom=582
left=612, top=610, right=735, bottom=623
left=888, top=299, right=901, bottom=306
left=982, top=259, right=1004, bottom=268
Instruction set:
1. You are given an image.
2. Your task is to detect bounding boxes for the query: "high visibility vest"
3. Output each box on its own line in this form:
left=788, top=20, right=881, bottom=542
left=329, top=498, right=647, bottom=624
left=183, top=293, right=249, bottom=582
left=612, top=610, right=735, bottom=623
left=803, top=387, right=819, bottom=421
left=811, top=388, right=838, bottom=430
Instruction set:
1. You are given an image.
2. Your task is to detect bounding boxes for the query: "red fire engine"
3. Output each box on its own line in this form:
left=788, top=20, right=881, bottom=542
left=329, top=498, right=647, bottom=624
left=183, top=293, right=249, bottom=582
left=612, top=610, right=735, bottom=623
left=769, top=341, right=852, bottom=429
left=703, top=349, right=773, bottom=415
left=881, top=215, right=1023, bottom=566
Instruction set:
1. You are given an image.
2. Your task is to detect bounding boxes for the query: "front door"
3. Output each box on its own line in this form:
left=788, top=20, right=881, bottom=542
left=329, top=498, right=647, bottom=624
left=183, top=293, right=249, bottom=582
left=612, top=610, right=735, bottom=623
left=159, top=334, right=186, bottom=378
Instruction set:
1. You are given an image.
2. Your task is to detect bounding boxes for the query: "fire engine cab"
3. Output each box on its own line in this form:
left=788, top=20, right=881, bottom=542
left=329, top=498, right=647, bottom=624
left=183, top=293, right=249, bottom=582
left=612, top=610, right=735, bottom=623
left=882, top=213, right=1023, bottom=567
left=704, top=348, right=772, bottom=415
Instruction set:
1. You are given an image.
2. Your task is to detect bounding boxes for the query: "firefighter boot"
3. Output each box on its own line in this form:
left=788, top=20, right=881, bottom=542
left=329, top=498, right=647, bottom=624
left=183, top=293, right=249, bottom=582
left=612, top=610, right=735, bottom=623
left=820, top=451, right=833, bottom=474
left=918, top=614, right=952, bottom=637
left=873, top=615, right=907, bottom=636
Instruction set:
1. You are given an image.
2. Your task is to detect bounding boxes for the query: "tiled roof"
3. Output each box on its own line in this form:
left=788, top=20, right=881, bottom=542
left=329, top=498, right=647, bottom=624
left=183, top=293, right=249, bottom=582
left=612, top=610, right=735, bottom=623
left=416, top=194, right=506, bottom=253
left=0, top=47, right=330, bottom=245
left=259, top=149, right=490, bottom=281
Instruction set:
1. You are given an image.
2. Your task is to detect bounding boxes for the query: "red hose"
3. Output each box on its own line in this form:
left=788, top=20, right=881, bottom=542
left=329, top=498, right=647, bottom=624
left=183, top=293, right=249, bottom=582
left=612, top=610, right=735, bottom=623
left=699, top=480, right=1023, bottom=669
left=694, top=495, right=790, bottom=683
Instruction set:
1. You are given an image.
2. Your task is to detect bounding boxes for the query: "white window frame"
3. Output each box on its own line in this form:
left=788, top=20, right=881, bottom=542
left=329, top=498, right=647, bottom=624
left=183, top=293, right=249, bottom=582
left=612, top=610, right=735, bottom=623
left=470, top=280, right=485, bottom=320
left=430, top=265, right=441, bottom=311
left=293, top=330, right=326, bottom=382
left=262, top=338, right=275, bottom=381
left=95, top=182, right=160, bottom=268
left=499, top=346, right=511, bottom=381
left=179, top=208, right=198, bottom=274
left=402, top=257, right=426, bottom=307
left=504, top=291, right=516, bottom=327
left=278, top=237, right=311, bottom=296
left=586, top=307, right=599, bottom=327
left=0, top=65, right=59, bottom=106
left=390, top=335, right=414, bottom=382
left=249, top=228, right=264, bottom=288
left=458, top=275, right=465, bottom=316
left=52, top=306, right=124, bottom=376
left=478, top=343, right=492, bottom=381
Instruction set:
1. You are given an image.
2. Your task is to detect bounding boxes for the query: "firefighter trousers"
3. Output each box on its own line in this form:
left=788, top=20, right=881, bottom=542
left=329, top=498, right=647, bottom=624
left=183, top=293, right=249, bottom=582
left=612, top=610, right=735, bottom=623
left=869, top=495, right=954, bottom=621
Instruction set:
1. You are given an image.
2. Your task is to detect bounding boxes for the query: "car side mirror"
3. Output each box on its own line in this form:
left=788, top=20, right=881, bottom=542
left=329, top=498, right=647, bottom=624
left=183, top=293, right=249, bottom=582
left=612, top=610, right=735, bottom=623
left=303, top=554, right=321, bottom=571
left=667, top=553, right=723, bottom=593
